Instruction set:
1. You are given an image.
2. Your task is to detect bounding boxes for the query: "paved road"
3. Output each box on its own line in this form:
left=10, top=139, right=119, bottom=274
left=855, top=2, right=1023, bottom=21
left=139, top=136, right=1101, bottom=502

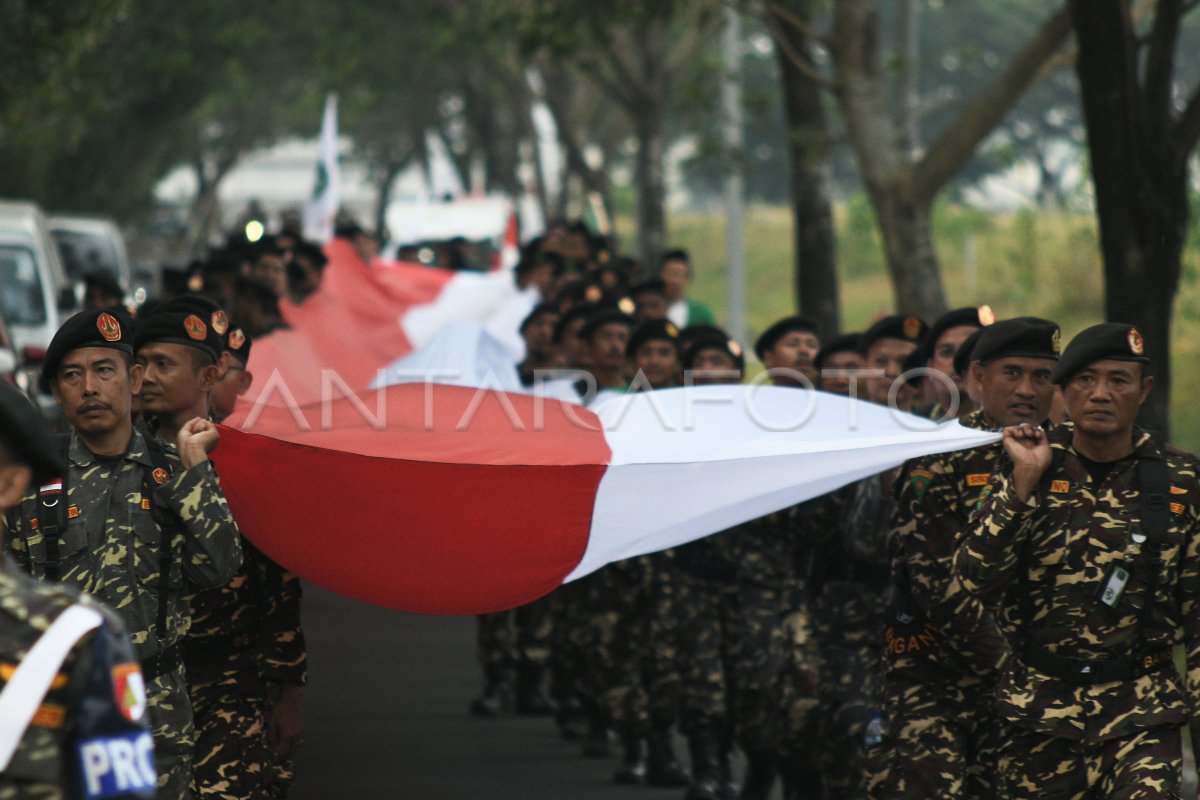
left=290, top=585, right=708, bottom=800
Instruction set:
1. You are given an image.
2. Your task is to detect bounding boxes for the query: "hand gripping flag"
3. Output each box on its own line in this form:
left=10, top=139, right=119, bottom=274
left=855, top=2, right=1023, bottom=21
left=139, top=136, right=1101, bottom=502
left=213, top=382, right=998, bottom=615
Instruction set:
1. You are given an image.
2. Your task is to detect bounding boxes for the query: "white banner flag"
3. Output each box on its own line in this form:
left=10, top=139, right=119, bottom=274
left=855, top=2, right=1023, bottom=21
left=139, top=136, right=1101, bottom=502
left=303, top=94, right=340, bottom=243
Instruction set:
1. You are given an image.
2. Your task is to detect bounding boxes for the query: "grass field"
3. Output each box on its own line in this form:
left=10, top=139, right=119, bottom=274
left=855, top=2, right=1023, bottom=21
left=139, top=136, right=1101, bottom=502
left=624, top=202, right=1200, bottom=450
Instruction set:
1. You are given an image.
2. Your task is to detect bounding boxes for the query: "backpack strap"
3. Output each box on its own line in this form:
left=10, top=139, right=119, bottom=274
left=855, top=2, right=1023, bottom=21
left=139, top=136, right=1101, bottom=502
left=1134, top=435, right=1170, bottom=640
left=140, top=436, right=180, bottom=643
left=32, top=435, right=71, bottom=582
left=0, top=604, right=103, bottom=769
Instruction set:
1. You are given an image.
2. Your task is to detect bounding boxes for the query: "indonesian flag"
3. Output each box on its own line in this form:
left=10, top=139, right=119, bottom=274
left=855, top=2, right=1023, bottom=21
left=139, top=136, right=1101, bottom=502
left=219, top=239, right=1000, bottom=614
left=214, top=381, right=997, bottom=614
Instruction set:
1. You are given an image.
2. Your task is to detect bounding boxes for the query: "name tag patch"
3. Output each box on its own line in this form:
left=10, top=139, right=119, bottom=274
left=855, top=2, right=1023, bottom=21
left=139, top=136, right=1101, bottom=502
left=1171, top=502, right=1185, bottom=515
left=77, top=731, right=156, bottom=799
left=1050, top=480, right=1070, bottom=493
left=966, top=473, right=989, bottom=487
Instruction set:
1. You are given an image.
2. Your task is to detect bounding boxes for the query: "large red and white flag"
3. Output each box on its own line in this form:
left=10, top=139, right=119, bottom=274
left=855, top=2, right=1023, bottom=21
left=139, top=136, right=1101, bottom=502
left=221, top=239, right=1000, bottom=614
left=215, top=379, right=997, bottom=614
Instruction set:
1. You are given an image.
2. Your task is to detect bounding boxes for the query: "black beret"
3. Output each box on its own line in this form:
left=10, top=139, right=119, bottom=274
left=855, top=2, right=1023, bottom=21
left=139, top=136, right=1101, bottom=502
left=754, top=316, right=820, bottom=360
left=155, top=295, right=232, bottom=347
left=519, top=303, right=561, bottom=334
left=0, top=382, right=64, bottom=484
left=953, top=327, right=985, bottom=377
left=683, top=335, right=745, bottom=372
left=580, top=307, right=636, bottom=341
left=814, top=332, right=863, bottom=372
left=626, top=319, right=681, bottom=359
left=226, top=327, right=252, bottom=365
left=970, top=316, right=1060, bottom=366
left=919, top=306, right=993, bottom=363
left=133, top=304, right=225, bottom=364
left=679, top=324, right=729, bottom=352
left=1051, top=323, right=1149, bottom=385
left=84, top=270, right=123, bottom=298
left=553, top=303, right=597, bottom=344
left=630, top=278, right=668, bottom=298
left=858, top=314, right=927, bottom=355
left=42, top=308, right=136, bottom=382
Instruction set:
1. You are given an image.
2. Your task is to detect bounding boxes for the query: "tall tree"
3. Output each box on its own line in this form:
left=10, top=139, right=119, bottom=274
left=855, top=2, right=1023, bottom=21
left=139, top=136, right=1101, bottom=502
left=765, top=0, right=840, bottom=337
left=829, top=0, right=1073, bottom=317
left=1071, top=0, right=1200, bottom=433
left=515, top=0, right=718, bottom=266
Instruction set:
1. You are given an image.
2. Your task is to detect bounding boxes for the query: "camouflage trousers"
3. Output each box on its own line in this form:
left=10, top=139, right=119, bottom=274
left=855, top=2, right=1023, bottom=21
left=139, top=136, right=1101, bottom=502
left=868, top=664, right=999, bottom=799
left=809, top=583, right=888, bottom=799
left=674, top=575, right=736, bottom=736
left=549, top=572, right=610, bottom=710
left=148, top=668, right=197, bottom=800
left=599, top=553, right=680, bottom=735
left=995, top=723, right=1182, bottom=799
left=189, top=677, right=277, bottom=799
left=475, top=593, right=554, bottom=668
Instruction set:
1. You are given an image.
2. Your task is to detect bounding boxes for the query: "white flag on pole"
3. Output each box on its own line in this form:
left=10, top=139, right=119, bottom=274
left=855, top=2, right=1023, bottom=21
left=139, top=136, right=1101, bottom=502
left=303, top=94, right=340, bottom=243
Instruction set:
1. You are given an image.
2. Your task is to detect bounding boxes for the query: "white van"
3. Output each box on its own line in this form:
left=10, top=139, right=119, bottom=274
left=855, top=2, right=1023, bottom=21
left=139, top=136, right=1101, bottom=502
left=0, top=200, right=75, bottom=357
left=49, top=214, right=133, bottom=293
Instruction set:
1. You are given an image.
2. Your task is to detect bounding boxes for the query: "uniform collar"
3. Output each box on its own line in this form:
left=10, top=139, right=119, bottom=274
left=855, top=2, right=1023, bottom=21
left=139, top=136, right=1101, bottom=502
left=69, top=427, right=156, bottom=469
left=1052, top=423, right=1161, bottom=461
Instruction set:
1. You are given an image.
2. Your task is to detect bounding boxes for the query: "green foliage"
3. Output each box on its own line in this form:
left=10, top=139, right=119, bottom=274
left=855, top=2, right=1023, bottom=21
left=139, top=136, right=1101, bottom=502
left=652, top=201, right=1200, bottom=450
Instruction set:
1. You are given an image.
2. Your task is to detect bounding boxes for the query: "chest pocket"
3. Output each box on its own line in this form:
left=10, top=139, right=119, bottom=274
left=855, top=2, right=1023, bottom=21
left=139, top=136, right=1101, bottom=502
left=128, top=490, right=183, bottom=593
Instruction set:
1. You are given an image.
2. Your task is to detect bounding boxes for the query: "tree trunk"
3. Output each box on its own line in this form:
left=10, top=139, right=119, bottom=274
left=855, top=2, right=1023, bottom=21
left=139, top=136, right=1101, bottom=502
left=633, top=99, right=667, bottom=268
left=771, top=1, right=839, bottom=337
left=1071, top=0, right=1189, bottom=434
left=832, top=0, right=946, bottom=318
left=373, top=161, right=404, bottom=240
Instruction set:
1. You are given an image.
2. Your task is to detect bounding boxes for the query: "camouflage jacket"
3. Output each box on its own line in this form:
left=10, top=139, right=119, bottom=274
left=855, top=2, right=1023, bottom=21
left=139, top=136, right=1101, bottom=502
left=0, top=558, right=154, bottom=800
left=955, top=426, right=1200, bottom=742
left=884, top=408, right=1009, bottom=678
left=4, top=429, right=242, bottom=663
left=184, top=537, right=307, bottom=690
left=800, top=479, right=892, bottom=645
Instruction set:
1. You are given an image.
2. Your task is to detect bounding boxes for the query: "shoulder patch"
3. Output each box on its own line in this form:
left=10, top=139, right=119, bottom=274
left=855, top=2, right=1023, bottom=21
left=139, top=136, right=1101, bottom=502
left=910, top=469, right=934, bottom=501
left=1171, top=484, right=1187, bottom=495
left=966, top=473, right=989, bottom=487
left=1171, top=502, right=1185, bottom=515
left=112, top=663, right=147, bottom=722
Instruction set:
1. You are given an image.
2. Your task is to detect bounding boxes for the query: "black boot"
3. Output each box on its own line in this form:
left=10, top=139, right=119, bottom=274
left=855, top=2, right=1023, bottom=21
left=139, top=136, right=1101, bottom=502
left=613, top=735, right=647, bottom=784
left=581, top=708, right=612, bottom=758
left=739, top=750, right=778, bottom=800
left=556, top=696, right=588, bottom=741
left=684, top=728, right=723, bottom=800
left=780, top=765, right=825, bottom=800
left=515, top=662, right=557, bottom=716
left=468, top=664, right=513, bottom=718
left=646, top=725, right=690, bottom=787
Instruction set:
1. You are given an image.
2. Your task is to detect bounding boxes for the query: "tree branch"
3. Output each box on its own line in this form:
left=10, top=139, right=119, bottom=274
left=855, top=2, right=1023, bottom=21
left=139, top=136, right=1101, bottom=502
left=1143, top=0, right=1183, bottom=139
left=1173, top=82, right=1200, bottom=153
left=766, top=0, right=830, bottom=49
left=578, top=55, right=639, bottom=113
left=912, top=4, right=1073, bottom=203
left=764, top=6, right=836, bottom=92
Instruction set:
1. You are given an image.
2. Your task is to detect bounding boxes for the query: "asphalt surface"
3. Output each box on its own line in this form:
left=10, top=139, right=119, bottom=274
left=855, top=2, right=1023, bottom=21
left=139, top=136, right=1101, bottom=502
left=290, top=584, right=705, bottom=800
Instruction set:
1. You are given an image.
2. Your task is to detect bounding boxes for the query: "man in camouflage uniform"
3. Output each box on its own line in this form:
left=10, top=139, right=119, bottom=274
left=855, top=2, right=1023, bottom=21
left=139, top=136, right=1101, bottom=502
left=469, top=597, right=555, bottom=718
left=0, top=381, right=156, bottom=799
left=804, top=314, right=926, bottom=800
left=874, top=317, right=1060, bottom=799
left=955, top=323, right=1200, bottom=798
left=705, top=318, right=854, bottom=800
left=598, top=319, right=689, bottom=788
left=5, top=309, right=243, bottom=799
left=157, top=318, right=308, bottom=799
